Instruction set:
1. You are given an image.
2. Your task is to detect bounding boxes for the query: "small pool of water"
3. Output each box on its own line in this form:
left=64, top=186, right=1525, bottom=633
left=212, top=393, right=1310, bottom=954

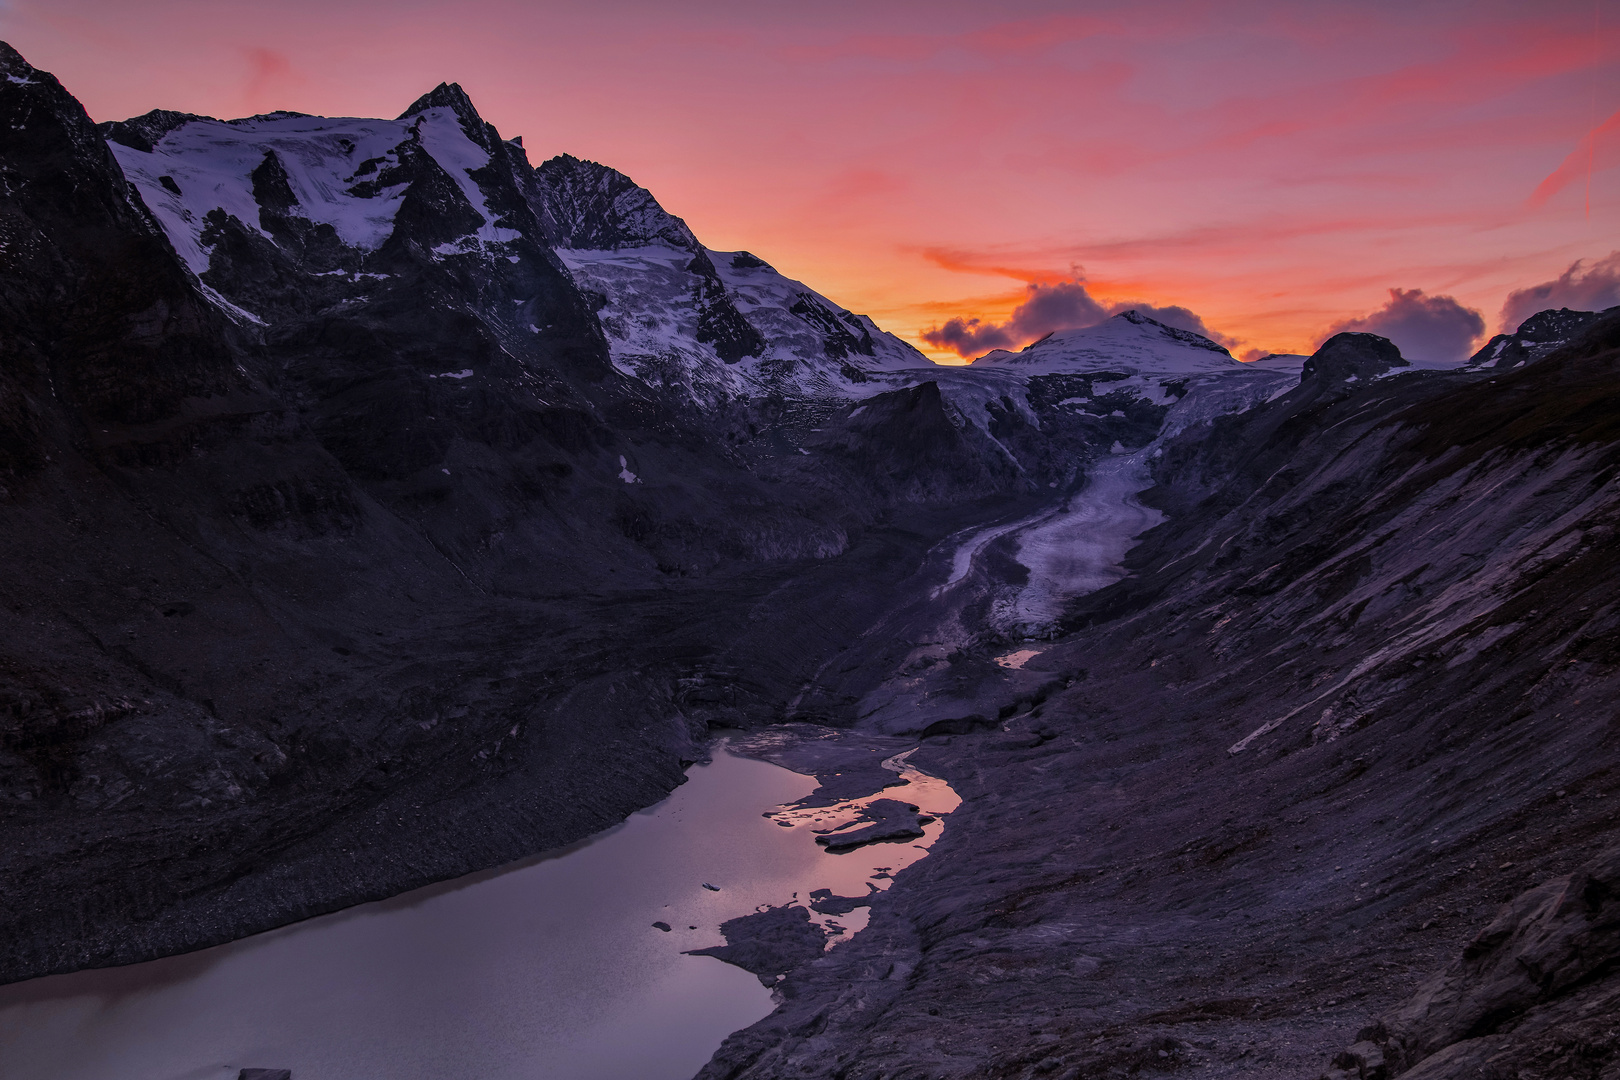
left=0, top=743, right=956, bottom=1080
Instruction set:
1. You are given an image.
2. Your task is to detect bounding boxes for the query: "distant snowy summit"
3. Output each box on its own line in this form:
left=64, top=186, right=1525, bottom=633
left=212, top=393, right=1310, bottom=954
left=970, top=310, right=1243, bottom=376
left=1241, top=352, right=1309, bottom=374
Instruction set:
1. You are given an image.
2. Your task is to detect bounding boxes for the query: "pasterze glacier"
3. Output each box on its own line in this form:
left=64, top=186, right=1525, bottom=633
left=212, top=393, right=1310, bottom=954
left=2, top=35, right=1619, bottom=1080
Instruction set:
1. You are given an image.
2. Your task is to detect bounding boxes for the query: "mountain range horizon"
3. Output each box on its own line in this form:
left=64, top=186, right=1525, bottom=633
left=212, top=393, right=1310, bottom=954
left=3, top=31, right=1620, bottom=1080
left=90, top=72, right=1609, bottom=373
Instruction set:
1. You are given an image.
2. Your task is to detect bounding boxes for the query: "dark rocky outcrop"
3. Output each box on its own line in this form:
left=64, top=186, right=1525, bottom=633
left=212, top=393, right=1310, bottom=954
left=806, top=382, right=1024, bottom=503
left=1328, top=845, right=1620, bottom=1079
left=532, top=153, right=701, bottom=251
left=1300, top=330, right=1408, bottom=386
left=788, top=293, right=877, bottom=360
left=99, top=108, right=209, bottom=153
left=0, top=42, right=245, bottom=444
left=1467, top=306, right=1616, bottom=371
left=813, top=798, right=928, bottom=852
left=808, top=888, right=874, bottom=916
left=689, top=249, right=766, bottom=362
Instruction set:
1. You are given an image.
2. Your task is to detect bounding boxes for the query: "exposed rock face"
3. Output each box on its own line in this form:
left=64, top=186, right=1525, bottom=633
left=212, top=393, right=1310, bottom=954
left=533, top=152, right=703, bottom=252
left=0, top=42, right=245, bottom=457
left=1467, top=306, right=1617, bottom=371
left=804, top=381, right=1024, bottom=503
left=813, top=798, right=928, bottom=852
left=1300, top=330, right=1409, bottom=384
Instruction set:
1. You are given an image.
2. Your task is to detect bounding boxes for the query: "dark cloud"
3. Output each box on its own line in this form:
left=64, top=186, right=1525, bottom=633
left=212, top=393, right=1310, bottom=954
left=1324, top=288, right=1484, bottom=366
left=1500, top=252, right=1620, bottom=332
left=921, top=281, right=1106, bottom=356
left=1121, top=303, right=1237, bottom=348
left=922, top=279, right=1233, bottom=357
left=921, top=317, right=1017, bottom=355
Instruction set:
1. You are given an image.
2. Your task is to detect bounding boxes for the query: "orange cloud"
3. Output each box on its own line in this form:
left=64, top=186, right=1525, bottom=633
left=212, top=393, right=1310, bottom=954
left=917, top=247, right=1081, bottom=285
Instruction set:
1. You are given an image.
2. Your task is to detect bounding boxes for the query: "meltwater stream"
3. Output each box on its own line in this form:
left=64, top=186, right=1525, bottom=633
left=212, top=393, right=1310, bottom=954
left=0, top=744, right=957, bottom=1080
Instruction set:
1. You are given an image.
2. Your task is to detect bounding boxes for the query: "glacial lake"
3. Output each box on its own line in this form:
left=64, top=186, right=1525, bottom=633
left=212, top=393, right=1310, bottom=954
left=0, top=743, right=957, bottom=1080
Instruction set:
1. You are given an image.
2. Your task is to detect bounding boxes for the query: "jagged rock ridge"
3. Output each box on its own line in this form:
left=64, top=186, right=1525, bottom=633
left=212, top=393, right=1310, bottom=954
left=1467, top=305, right=1619, bottom=371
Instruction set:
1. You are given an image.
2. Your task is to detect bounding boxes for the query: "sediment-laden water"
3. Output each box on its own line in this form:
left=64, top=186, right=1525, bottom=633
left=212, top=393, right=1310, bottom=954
left=0, top=743, right=957, bottom=1080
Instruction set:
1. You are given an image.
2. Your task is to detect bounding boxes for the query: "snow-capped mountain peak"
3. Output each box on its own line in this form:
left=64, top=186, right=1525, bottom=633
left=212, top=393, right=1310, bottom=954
left=101, top=79, right=936, bottom=407
left=398, top=82, right=496, bottom=149
left=102, top=99, right=535, bottom=281
left=970, top=310, right=1241, bottom=376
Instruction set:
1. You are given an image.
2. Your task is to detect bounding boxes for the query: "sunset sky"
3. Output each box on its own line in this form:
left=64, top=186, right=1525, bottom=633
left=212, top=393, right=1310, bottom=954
left=6, top=0, right=1619, bottom=364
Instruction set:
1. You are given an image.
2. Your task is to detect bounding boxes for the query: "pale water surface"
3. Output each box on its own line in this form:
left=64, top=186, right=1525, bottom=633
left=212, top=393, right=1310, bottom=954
left=0, top=746, right=956, bottom=1080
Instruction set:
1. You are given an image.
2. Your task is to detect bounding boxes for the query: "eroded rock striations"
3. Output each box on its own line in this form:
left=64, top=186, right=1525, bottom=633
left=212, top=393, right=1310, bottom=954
left=696, top=317, right=1620, bottom=1078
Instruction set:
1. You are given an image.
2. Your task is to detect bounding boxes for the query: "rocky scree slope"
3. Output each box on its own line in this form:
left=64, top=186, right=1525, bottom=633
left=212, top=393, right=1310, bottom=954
left=0, top=44, right=1039, bottom=984
left=695, top=322, right=1620, bottom=1079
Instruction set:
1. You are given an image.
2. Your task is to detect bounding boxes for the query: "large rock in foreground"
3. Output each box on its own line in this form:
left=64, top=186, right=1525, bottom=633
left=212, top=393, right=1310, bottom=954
left=1328, top=845, right=1620, bottom=1079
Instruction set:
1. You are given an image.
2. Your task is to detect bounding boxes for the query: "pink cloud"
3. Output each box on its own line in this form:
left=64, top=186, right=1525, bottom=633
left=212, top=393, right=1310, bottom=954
left=1323, top=288, right=1485, bottom=365
left=1500, top=252, right=1620, bottom=329
left=1528, top=107, right=1620, bottom=209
